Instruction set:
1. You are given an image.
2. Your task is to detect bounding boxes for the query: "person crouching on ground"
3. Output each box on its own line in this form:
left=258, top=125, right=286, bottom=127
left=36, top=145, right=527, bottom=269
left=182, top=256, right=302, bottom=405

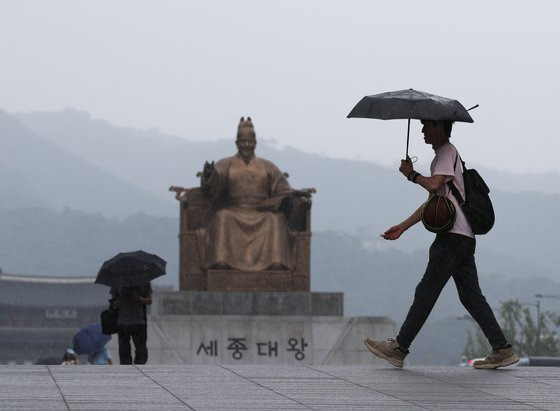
left=88, top=346, right=113, bottom=365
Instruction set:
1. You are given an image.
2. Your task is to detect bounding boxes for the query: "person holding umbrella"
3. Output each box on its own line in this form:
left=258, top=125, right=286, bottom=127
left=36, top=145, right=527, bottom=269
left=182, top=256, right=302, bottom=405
left=95, top=250, right=166, bottom=365
left=363, top=119, right=517, bottom=369
left=348, top=89, right=518, bottom=369
left=110, top=284, right=152, bottom=365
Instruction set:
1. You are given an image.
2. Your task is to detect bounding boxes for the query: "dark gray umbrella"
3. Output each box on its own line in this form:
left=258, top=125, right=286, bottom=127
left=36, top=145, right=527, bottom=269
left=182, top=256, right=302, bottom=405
left=347, top=88, right=477, bottom=156
left=95, top=250, right=166, bottom=288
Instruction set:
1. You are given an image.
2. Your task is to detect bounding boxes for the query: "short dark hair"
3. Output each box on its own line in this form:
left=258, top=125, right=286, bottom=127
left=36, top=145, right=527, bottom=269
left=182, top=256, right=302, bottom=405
left=62, top=352, right=78, bottom=362
left=421, top=120, right=454, bottom=137
left=441, top=120, right=454, bottom=137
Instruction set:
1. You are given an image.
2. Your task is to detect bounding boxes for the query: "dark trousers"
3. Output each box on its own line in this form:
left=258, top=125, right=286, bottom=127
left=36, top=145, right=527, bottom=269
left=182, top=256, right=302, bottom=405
left=117, top=324, right=148, bottom=365
left=397, top=233, right=507, bottom=351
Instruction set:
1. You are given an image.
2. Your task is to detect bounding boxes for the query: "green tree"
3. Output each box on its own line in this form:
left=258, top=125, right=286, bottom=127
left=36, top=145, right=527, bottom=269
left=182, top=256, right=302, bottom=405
left=463, top=299, right=560, bottom=357
left=463, top=326, right=490, bottom=359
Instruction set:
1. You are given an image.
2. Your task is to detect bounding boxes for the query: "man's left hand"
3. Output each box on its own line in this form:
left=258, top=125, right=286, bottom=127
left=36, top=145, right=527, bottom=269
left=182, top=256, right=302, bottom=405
left=399, top=156, right=414, bottom=178
left=382, top=224, right=406, bottom=240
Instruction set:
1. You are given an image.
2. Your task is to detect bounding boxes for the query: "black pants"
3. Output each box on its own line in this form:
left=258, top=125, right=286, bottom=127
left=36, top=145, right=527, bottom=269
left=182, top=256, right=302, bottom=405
left=117, top=324, right=148, bottom=365
left=397, top=233, right=507, bottom=351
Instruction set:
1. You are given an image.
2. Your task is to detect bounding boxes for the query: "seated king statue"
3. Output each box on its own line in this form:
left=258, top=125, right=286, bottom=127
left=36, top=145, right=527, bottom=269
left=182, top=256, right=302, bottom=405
left=198, top=117, right=303, bottom=272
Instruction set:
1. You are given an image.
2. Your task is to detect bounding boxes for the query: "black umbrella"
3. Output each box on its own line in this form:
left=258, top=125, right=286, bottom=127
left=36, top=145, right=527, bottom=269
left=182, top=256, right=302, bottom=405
left=347, top=88, right=477, bottom=157
left=95, top=250, right=166, bottom=288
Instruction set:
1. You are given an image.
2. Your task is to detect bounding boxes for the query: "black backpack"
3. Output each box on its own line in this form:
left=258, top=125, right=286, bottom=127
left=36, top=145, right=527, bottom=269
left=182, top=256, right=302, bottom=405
left=447, top=155, right=495, bottom=235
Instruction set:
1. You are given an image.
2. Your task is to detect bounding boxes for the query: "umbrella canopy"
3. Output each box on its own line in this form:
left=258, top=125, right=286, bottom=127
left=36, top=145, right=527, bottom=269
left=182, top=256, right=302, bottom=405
left=95, top=250, right=166, bottom=288
left=347, top=88, right=475, bottom=156
left=347, top=88, right=474, bottom=122
left=72, top=323, right=111, bottom=355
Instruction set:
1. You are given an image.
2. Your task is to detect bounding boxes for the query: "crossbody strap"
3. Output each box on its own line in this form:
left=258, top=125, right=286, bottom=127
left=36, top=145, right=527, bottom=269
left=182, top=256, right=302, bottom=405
left=446, top=151, right=465, bottom=205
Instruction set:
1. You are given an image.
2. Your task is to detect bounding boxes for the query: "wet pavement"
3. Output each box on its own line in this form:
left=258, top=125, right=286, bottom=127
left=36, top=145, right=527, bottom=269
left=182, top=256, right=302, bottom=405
left=0, top=365, right=559, bottom=410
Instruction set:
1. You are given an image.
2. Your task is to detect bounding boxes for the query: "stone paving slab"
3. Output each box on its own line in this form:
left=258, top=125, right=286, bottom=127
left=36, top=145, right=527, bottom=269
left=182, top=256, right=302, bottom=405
left=0, top=365, right=559, bottom=410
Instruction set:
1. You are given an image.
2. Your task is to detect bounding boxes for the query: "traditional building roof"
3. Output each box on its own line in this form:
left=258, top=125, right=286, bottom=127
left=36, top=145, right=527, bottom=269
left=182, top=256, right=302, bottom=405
left=0, top=273, right=109, bottom=307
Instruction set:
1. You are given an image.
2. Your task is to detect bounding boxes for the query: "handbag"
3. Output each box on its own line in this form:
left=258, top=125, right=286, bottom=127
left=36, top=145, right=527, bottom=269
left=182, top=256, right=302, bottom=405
left=100, top=301, right=119, bottom=335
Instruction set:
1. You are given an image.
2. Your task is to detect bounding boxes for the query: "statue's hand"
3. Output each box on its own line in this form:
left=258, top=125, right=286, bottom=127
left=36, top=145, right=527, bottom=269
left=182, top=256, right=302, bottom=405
left=169, top=186, right=190, bottom=201
left=294, top=187, right=316, bottom=198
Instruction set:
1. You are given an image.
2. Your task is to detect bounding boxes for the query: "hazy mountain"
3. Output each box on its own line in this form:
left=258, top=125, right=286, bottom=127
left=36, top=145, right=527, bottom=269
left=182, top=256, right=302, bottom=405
left=0, top=162, right=45, bottom=211
left=3, top=108, right=559, bottom=284
left=1, top=110, right=173, bottom=218
left=311, top=231, right=560, bottom=319
left=472, top=168, right=560, bottom=195
left=0, top=207, right=178, bottom=282
left=1, top=207, right=559, bottom=321
left=13, top=109, right=560, bottom=279
left=15, top=109, right=231, bottom=202
left=16, top=108, right=560, bottom=195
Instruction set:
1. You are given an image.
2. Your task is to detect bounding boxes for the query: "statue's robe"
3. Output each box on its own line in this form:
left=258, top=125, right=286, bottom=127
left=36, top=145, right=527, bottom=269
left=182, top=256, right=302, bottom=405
left=200, top=153, right=293, bottom=271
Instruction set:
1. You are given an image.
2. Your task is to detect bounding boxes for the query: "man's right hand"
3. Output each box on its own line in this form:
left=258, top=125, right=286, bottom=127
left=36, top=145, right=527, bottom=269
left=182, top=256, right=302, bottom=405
left=381, top=224, right=406, bottom=240
left=399, top=156, right=413, bottom=178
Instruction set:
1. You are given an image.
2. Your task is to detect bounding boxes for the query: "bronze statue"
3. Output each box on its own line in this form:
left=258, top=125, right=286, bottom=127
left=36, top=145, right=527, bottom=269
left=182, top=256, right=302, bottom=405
left=169, top=117, right=315, bottom=291
left=199, top=117, right=301, bottom=271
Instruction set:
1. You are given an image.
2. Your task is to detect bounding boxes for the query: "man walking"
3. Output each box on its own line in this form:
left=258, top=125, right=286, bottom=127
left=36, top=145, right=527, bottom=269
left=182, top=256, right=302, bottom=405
left=110, top=283, right=152, bottom=365
left=364, top=119, right=518, bottom=369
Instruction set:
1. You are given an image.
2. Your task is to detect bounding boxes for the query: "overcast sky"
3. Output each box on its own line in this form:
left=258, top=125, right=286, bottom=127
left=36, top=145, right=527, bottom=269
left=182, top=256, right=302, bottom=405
left=2, top=0, right=559, bottom=173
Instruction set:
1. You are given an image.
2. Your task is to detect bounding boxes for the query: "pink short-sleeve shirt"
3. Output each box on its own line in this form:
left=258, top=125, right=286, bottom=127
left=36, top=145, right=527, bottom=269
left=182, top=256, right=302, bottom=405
left=430, top=142, right=474, bottom=238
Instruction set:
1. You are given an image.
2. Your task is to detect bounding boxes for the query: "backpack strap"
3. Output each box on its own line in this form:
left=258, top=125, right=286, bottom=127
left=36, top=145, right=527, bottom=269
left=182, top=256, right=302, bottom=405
left=447, top=152, right=465, bottom=206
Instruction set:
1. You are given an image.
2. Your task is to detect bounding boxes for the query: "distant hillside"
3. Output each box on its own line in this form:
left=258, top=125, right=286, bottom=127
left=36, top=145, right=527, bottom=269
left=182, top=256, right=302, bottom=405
left=471, top=167, right=560, bottom=195
left=311, top=231, right=560, bottom=319
left=1, top=108, right=558, bottom=286
left=13, top=109, right=560, bottom=279
left=0, top=207, right=178, bottom=283
left=0, top=110, right=173, bottom=218
left=1, top=207, right=559, bottom=322
left=16, top=109, right=560, bottom=196
left=0, top=162, right=45, bottom=211
left=15, top=109, right=231, bottom=202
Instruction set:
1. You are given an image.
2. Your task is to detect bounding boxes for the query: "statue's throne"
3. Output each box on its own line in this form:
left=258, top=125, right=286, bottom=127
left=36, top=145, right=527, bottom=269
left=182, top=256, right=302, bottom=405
left=170, top=186, right=313, bottom=292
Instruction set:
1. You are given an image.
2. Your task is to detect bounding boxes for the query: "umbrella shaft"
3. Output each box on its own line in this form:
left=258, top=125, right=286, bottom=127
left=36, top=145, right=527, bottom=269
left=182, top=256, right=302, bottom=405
left=406, top=118, right=410, bottom=158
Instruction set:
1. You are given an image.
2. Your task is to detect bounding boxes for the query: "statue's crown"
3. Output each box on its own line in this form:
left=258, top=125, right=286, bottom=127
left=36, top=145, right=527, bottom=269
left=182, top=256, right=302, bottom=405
left=238, top=116, right=254, bottom=132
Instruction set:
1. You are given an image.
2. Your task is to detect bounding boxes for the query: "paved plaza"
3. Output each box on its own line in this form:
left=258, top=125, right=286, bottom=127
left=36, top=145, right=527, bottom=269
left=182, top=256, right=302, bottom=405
left=1, top=365, right=559, bottom=410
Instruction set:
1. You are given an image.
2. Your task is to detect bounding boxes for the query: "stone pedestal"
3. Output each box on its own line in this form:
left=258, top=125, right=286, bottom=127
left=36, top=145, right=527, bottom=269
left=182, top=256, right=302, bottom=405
left=112, top=291, right=396, bottom=365
left=106, top=314, right=396, bottom=365
left=154, top=291, right=343, bottom=317
left=207, top=270, right=293, bottom=292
